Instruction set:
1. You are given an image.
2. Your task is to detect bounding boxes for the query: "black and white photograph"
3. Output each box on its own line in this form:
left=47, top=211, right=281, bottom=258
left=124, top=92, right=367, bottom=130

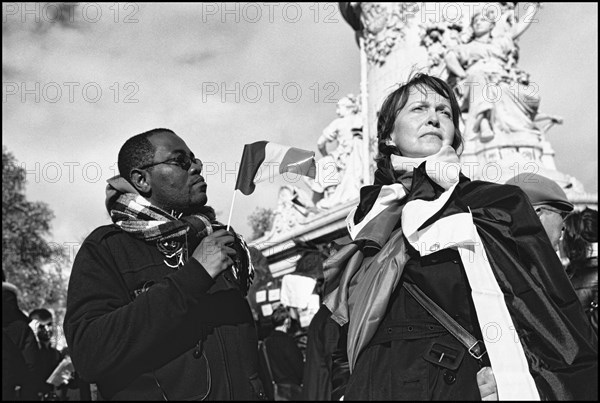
left=3, top=2, right=597, bottom=401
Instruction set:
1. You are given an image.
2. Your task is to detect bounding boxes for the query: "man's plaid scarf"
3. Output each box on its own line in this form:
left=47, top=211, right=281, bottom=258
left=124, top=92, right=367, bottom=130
left=105, top=176, right=214, bottom=268
left=104, top=176, right=255, bottom=295
left=111, top=193, right=216, bottom=268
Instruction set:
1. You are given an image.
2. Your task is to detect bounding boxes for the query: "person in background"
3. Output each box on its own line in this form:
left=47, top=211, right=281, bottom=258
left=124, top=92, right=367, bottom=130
left=2, top=271, right=38, bottom=400
left=258, top=305, right=304, bottom=401
left=29, top=308, right=64, bottom=399
left=52, top=347, right=93, bottom=402
left=247, top=246, right=279, bottom=341
left=301, top=304, right=349, bottom=401
left=505, top=172, right=574, bottom=251
left=301, top=241, right=350, bottom=401
left=562, top=207, right=598, bottom=341
left=3, top=329, right=32, bottom=401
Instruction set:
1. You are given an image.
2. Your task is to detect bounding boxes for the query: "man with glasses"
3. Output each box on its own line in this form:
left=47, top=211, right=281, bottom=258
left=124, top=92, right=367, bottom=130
left=505, top=173, right=574, bottom=250
left=65, top=128, right=264, bottom=400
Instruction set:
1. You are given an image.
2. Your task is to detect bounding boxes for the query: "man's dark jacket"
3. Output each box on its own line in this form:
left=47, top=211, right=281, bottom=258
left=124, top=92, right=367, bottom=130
left=64, top=225, right=263, bottom=400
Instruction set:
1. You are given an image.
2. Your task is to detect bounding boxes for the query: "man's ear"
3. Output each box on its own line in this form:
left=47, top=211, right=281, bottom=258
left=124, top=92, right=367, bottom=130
left=130, top=169, right=151, bottom=195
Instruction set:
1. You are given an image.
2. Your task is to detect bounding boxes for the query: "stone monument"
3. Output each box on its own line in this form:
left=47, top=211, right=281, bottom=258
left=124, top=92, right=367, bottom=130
left=310, top=94, right=365, bottom=210
left=339, top=1, right=596, bottom=207
left=251, top=2, right=597, bottom=280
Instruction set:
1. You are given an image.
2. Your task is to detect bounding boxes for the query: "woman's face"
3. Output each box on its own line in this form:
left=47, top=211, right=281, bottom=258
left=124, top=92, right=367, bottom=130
left=391, top=85, right=455, bottom=158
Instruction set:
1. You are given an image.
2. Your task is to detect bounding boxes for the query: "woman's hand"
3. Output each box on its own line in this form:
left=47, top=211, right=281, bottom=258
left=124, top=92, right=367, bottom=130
left=477, top=366, right=498, bottom=401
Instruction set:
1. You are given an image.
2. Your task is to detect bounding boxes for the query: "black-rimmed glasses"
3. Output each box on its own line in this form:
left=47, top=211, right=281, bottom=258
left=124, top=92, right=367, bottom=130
left=138, top=153, right=201, bottom=172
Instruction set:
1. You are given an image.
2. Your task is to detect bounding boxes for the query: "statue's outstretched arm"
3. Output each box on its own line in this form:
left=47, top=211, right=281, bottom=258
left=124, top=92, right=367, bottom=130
left=511, top=3, right=540, bottom=40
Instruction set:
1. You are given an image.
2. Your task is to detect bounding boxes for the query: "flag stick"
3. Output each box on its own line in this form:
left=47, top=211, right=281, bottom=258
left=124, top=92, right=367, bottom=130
left=226, top=190, right=237, bottom=231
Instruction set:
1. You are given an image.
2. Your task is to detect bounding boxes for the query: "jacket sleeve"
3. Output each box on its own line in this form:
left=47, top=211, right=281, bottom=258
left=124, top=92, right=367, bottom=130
left=20, top=325, right=39, bottom=376
left=64, top=232, right=217, bottom=385
left=2, top=329, right=38, bottom=400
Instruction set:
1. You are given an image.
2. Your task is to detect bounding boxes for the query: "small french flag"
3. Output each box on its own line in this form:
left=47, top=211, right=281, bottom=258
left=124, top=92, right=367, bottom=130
left=235, top=141, right=316, bottom=195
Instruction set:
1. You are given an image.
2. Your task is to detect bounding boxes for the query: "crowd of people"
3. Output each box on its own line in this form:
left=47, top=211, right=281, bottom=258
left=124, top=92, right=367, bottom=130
left=3, top=273, right=91, bottom=401
left=3, top=72, right=597, bottom=401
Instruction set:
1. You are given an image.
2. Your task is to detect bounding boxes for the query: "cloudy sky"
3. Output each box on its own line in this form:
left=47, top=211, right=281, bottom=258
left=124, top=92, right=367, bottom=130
left=3, top=2, right=598, bottom=267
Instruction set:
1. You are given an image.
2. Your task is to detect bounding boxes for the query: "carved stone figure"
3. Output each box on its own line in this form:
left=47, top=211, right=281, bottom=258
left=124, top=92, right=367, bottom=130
left=268, top=185, right=317, bottom=236
left=419, top=21, right=463, bottom=79
left=443, top=5, right=541, bottom=143
left=360, top=2, right=419, bottom=66
left=311, top=95, right=364, bottom=210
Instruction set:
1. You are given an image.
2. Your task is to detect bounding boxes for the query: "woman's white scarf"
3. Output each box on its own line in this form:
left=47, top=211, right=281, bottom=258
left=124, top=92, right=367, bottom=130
left=345, top=146, right=540, bottom=400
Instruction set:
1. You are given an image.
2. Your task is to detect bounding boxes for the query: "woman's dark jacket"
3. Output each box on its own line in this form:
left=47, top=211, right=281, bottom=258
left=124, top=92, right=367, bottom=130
left=64, top=225, right=263, bottom=400
left=324, top=167, right=598, bottom=400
